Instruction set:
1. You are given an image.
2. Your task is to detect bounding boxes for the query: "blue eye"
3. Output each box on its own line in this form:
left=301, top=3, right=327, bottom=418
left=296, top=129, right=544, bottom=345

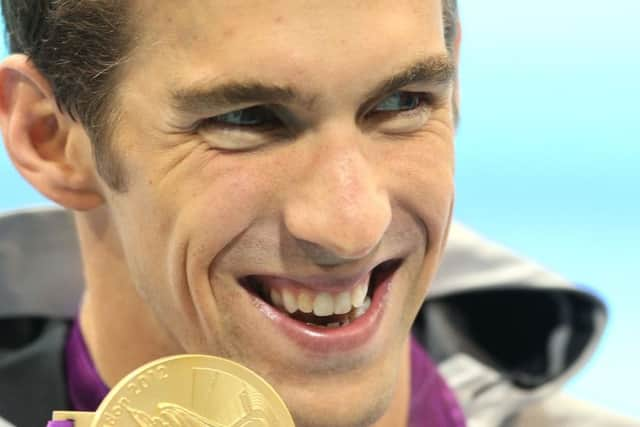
left=213, top=106, right=279, bottom=127
left=373, top=92, right=425, bottom=112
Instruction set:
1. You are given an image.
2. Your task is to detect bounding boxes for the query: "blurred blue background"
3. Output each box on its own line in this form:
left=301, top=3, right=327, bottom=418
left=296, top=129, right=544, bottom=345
left=1, top=0, right=638, bottom=419
left=454, top=0, right=639, bottom=418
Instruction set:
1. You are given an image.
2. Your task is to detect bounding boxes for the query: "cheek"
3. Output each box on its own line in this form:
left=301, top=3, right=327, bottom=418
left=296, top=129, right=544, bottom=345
left=176, top=156, right=284, bottom=273
left=381, top=138, right=455, bottom=303
left=380, top=138, right=455, bottom=242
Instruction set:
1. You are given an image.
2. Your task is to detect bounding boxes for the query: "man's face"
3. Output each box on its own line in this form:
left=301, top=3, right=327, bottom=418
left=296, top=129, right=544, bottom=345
left=103, top=0, right=455, bottom=425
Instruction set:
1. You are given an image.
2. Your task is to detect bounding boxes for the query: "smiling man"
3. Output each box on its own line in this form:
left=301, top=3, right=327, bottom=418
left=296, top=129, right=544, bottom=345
left=0, top=1, right=461, bottom=426
left=3, top=1, right=639, bottom=427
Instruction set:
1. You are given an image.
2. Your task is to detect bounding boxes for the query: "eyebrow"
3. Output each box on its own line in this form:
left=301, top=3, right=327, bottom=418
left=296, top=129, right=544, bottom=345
left=171, top=82, right=306, bottom=115
left=364, top=54, right=456, bottom=101
left=170, top=54, right=456, bottom=115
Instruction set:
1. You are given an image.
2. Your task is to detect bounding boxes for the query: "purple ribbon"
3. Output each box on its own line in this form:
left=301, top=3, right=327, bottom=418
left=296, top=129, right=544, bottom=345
left=47, top=321, right=466, bottom=427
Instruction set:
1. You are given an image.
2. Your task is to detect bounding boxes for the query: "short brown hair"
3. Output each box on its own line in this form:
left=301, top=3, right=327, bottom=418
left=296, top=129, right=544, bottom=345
left=2, top=0, right=132, bottom=189
left=2, top=0, right=459, bottom=191
left=443, top=0, right=459, bottom=53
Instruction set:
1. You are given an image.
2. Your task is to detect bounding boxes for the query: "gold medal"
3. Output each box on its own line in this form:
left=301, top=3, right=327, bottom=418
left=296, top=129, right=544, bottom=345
left=53, top=355, right=295, bottom=427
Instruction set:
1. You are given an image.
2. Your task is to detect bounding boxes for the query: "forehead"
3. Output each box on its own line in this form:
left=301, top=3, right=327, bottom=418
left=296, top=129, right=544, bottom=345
left=135, top=0, right=444, bottom=40
left=126, top=0, right=447, bottom=101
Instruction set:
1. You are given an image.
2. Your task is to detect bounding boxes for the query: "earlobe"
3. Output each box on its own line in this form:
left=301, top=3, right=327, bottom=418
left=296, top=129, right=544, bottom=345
left=0, top=54, right=104, bottom=211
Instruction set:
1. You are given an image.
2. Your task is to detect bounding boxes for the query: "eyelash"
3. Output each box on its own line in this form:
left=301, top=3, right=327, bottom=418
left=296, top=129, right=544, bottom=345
left=366, top=92, right=435, bottom=121
left=195, top=91, right=435, bottom=133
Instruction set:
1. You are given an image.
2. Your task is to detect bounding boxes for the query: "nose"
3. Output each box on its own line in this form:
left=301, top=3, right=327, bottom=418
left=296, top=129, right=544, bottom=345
left=283, top=140, right=391, bottom=263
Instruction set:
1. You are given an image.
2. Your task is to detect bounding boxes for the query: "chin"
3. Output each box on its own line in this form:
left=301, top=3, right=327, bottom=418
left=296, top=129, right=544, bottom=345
left=265, top=342, right=404, bottom=427
left=284, top=377, right=395, bottom=427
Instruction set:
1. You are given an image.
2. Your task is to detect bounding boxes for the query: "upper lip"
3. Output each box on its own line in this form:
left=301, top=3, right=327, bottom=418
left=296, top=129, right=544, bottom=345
left=242, top=258, right=399, bottom=293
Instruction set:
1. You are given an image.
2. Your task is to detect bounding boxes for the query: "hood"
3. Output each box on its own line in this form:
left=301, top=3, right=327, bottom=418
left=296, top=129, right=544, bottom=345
left=414, top=223, right=607, bottom=426
left=0, top=207, right=83, bottom=318
left=0, top=207, right=607, bottom=425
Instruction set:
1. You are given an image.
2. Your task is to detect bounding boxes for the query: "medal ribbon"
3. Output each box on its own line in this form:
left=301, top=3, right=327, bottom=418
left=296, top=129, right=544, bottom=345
left=47, top=322, right=466, bottom=426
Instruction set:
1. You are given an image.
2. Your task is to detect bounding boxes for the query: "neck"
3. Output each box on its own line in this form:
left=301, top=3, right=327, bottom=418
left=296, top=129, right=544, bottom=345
left=75, top=209, right=179, bottom=387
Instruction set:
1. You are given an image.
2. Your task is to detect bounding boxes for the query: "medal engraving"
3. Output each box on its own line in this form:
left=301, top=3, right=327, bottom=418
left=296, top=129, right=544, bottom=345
left=191, top=367, right=278, bottom=426
left=125, top=365, right=170, bottom=396
left=76, top=355, right=293, bottom=427
left=110, top=367, right=279, bottom=427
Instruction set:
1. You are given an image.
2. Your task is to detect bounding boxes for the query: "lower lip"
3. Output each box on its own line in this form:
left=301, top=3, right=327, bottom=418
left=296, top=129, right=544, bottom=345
left=249, top=271, right=396, bottom=354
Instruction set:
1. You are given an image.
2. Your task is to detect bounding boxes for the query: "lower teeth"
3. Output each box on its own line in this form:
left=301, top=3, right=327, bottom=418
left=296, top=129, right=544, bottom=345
left=304, top=296, right=372, bottom=328
left=309, top=320, right=349, bottom=329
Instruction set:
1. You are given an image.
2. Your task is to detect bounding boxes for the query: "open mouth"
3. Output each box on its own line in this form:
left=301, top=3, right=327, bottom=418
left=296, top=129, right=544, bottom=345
left=240, top=259, right=402, bottom=329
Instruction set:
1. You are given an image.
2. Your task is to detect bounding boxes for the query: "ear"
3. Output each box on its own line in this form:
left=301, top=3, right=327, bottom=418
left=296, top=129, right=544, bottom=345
left=0, top=54, right=104, bottom=210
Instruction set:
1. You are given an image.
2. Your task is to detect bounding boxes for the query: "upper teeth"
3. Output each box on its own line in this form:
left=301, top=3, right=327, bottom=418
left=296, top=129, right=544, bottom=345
left=268, top=274, right=369, bottom=317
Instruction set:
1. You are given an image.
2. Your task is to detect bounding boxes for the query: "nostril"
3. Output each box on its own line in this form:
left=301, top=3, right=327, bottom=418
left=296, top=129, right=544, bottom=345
left=283, top=181, right=391, bottom=263
left=296, top=238, right=369, bottom=266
